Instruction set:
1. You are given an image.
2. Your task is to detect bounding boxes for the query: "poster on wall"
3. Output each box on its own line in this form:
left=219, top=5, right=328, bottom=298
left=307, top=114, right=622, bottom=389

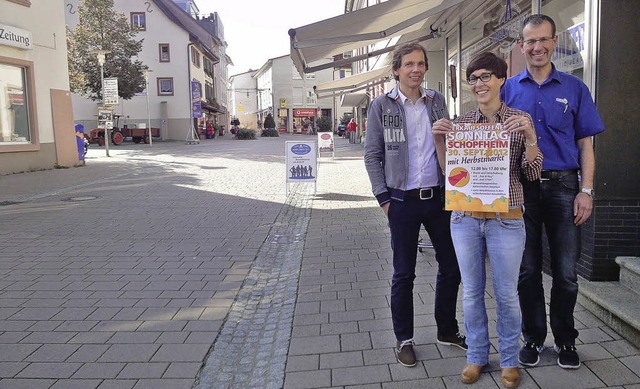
left=444, top=123, right=510, bottom=212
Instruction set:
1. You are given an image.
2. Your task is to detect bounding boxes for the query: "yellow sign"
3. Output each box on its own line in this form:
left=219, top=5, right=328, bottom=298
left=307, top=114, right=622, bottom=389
left=237, top=104, right=244, bottom=113
left=280, top=98, right=287, bottom=108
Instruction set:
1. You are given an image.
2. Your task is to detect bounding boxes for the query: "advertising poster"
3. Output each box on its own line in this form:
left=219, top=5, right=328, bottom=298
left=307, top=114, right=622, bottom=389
left=191, top=81, right=202, bottom=118
left=285, top=141, right=317, bottom=183
left=445, top=123, right=510, bottom=212
left=317, top=132, right=334, bottom=153
left=97, top=108, right=113, bottom=130
left=103, top=78, right=119, bottom=105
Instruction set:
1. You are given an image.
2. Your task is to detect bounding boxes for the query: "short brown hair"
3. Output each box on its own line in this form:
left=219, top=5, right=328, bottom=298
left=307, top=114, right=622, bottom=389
left=391, top=42, right=428, bottom=81
left=522, top=14, right=556, bottom=37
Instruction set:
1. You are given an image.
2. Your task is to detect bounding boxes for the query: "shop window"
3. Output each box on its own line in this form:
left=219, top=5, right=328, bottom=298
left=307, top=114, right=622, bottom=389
left=0, top=58, right=38, bottom=150
left=131, top=12, right=146, bottom=31
left=159, top=43, right=170, bottom=62
left=157, top=77, right=174, bottom=95
left=543, top=0, right=586, bottom=79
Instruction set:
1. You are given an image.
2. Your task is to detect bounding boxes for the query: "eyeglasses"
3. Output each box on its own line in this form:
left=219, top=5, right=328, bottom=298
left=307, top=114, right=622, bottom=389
left=522, top=37, right=555, bottom=46
left=467, top=72, right=494, bottom=85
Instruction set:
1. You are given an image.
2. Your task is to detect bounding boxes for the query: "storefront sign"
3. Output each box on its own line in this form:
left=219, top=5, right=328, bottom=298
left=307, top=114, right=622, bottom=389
left=280, top=98, right=287, bottom=108
left=293, top=108, right=316, bottom=117
left=0, top=23, right=32, bottom=50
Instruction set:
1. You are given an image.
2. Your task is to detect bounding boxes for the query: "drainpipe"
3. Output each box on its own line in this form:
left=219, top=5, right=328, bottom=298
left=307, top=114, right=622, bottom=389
left=187, top=43, right=195, bottom=138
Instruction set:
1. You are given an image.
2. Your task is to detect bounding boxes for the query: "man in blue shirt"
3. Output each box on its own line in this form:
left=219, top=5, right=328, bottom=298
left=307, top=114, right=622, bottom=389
left=501, top=14, right=605, bottom=370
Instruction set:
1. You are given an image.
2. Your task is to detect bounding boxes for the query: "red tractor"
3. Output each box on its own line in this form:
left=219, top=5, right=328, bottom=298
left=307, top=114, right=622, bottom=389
left=89, top=115, right=159, bottom=146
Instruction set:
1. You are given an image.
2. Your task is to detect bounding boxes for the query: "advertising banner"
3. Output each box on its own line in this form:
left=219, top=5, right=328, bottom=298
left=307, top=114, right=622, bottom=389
left=285, top=141, right=317, bottom=183
left=317, top=132, right=334, bottom=153
left=445, top=123, right=510, bottom=212
left=191, top=81, right=202, bottom=118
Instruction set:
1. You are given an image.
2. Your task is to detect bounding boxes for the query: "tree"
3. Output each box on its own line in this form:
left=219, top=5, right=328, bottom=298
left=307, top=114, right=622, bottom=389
left=316, top=116, right=332, bottom=132
left=67, top=0, right=147, bottom=101
left=263, top=113, right=276, bottom=129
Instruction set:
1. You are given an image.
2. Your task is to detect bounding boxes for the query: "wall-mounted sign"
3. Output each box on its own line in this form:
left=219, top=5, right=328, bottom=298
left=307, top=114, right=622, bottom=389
left=0, top=23, right=33, bottom=50
left=293, top=108, right=316, bottom=117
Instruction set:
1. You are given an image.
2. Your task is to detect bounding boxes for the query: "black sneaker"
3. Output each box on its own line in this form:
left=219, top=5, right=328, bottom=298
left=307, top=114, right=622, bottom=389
left=554, top=344, right=581, bottom=369
left=396, top=339, right=417, bottom=367
left=519, top=342, right=545, bottom=366
left=437, top=332, right=468, bottom=350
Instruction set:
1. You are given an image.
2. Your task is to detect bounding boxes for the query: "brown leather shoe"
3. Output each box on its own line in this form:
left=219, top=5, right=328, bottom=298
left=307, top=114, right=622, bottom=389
left=501, top=367, right=521, bottom=388
left=461, top=363, right=483, bottom=384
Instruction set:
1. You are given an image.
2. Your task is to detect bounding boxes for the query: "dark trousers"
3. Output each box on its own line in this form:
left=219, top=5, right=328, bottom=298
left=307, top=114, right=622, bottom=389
left=387, top=195, right=461, bottom=341
left=518, top=176, right=580, bottom=346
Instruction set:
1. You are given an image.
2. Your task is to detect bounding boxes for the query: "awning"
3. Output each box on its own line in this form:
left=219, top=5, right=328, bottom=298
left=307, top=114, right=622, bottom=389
left=289, top=0, right=465, bottom=76
left=341, top=92, right=368, bottom=107
left=314, top=65, right=392, bottom=97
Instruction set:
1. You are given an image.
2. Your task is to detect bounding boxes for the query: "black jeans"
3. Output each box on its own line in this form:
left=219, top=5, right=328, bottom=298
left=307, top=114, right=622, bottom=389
left=387, top=195, right=461, bottom=341
left=518, top=176, right=580, bottom=346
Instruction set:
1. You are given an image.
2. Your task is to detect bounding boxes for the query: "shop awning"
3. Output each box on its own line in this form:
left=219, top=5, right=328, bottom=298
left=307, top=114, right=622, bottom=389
left=289, top=0, right=465, bottom=76
left=341, top=92, right=369, bottom=107
left=314, top=65, right=392, bottom=97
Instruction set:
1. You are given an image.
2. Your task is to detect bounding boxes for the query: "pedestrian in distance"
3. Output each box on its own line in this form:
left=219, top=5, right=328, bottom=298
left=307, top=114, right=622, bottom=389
left=347, top=118, right=357, bottom=142
left=432, top=52, right=543, bottom=388
left=500, top=14, right=606, bottom=370
left=364, top=42, right=467, bottom=368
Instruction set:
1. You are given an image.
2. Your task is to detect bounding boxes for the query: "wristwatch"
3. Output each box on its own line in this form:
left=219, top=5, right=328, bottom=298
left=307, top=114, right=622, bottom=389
left=581, top=188, right=594, bottom=197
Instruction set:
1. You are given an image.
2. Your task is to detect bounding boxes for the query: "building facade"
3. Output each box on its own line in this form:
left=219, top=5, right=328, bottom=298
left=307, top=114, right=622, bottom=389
left=65, top=0, right=228, bottom=141
left=294, top=0, right=640, bottom=281
left=0, top=0, right=78, bottom=175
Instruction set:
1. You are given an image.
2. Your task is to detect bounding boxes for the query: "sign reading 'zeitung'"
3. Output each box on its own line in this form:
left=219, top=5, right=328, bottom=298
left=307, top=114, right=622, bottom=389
left=0, top=23, right=32, bottom=50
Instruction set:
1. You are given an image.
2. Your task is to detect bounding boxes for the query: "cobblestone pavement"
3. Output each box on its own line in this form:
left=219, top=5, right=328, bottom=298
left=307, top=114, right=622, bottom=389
left=0, top=134, right=639, bottom=388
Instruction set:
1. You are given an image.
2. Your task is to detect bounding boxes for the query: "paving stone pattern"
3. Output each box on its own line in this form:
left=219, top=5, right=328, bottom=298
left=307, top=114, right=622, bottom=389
left=0, top=134, right=639, bottom=388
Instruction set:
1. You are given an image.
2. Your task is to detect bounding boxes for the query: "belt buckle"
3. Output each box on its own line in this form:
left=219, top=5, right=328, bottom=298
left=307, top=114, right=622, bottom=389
left=419, top=188, right=434, bottom=200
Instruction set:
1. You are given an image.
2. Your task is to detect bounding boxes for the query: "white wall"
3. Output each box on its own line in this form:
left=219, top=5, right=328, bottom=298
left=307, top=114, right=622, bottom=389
left=2, top=0, right=70, bottom=144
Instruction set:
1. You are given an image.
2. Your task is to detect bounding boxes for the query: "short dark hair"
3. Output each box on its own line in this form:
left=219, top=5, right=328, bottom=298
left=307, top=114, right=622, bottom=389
left=391, top=42, right=428, bottom=81
left=466, top=52, right=508, bottom=81
left=522, top=14, right=556, bottom=37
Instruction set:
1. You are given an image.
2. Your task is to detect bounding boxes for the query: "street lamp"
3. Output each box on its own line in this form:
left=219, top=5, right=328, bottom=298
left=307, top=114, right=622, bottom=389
left=93, top=49, right=111, bottom=156
left=143, top=69, right=153, bottom=146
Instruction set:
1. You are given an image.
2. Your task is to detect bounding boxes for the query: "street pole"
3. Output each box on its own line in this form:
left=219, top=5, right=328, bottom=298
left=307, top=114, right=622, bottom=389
left=94, top=50, right=111, bottom=157
left=144, top=69, right=153, bottom=146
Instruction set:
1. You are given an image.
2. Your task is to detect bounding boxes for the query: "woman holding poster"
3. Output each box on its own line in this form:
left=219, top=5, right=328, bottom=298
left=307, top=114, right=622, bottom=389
left=432, top=52, right=542, bottom=388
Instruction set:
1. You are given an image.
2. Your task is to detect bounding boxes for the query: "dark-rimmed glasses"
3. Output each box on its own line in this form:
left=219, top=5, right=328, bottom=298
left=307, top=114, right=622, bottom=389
left=467, top=72, right=494, bottom=85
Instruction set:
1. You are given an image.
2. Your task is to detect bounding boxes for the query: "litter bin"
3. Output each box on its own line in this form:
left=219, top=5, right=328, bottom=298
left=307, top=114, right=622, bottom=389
left=75, top=124, right=85, bottom=162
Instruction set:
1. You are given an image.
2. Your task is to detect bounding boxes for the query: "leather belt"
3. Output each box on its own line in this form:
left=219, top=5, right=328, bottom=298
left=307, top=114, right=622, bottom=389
left=541, top=169, right=579, bottom=180
left=464, top=207, right=524, bottom=219
left=405, top=186, right=440, bottom=200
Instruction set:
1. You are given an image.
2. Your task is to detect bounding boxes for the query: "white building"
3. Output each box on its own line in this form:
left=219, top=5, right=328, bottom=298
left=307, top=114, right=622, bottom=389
left=0, top=0, right=78, bottom=175
left=65, top=0, right=229, bottom=141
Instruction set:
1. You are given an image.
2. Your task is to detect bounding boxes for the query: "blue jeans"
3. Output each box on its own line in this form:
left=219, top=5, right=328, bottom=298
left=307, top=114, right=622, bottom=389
left=387, top=195, right=461, bottom=341
left=519, top=176, right=580, bottom=347
left=450, top=212, right=525, bottom=368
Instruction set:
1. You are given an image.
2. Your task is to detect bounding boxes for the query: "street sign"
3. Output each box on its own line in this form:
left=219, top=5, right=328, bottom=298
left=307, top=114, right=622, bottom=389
left=103, top=78, right=119, bottom=105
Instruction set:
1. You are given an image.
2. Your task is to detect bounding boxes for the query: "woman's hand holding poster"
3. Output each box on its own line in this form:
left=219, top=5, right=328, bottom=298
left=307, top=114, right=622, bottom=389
left=445, top=123, right=510, bottom=212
